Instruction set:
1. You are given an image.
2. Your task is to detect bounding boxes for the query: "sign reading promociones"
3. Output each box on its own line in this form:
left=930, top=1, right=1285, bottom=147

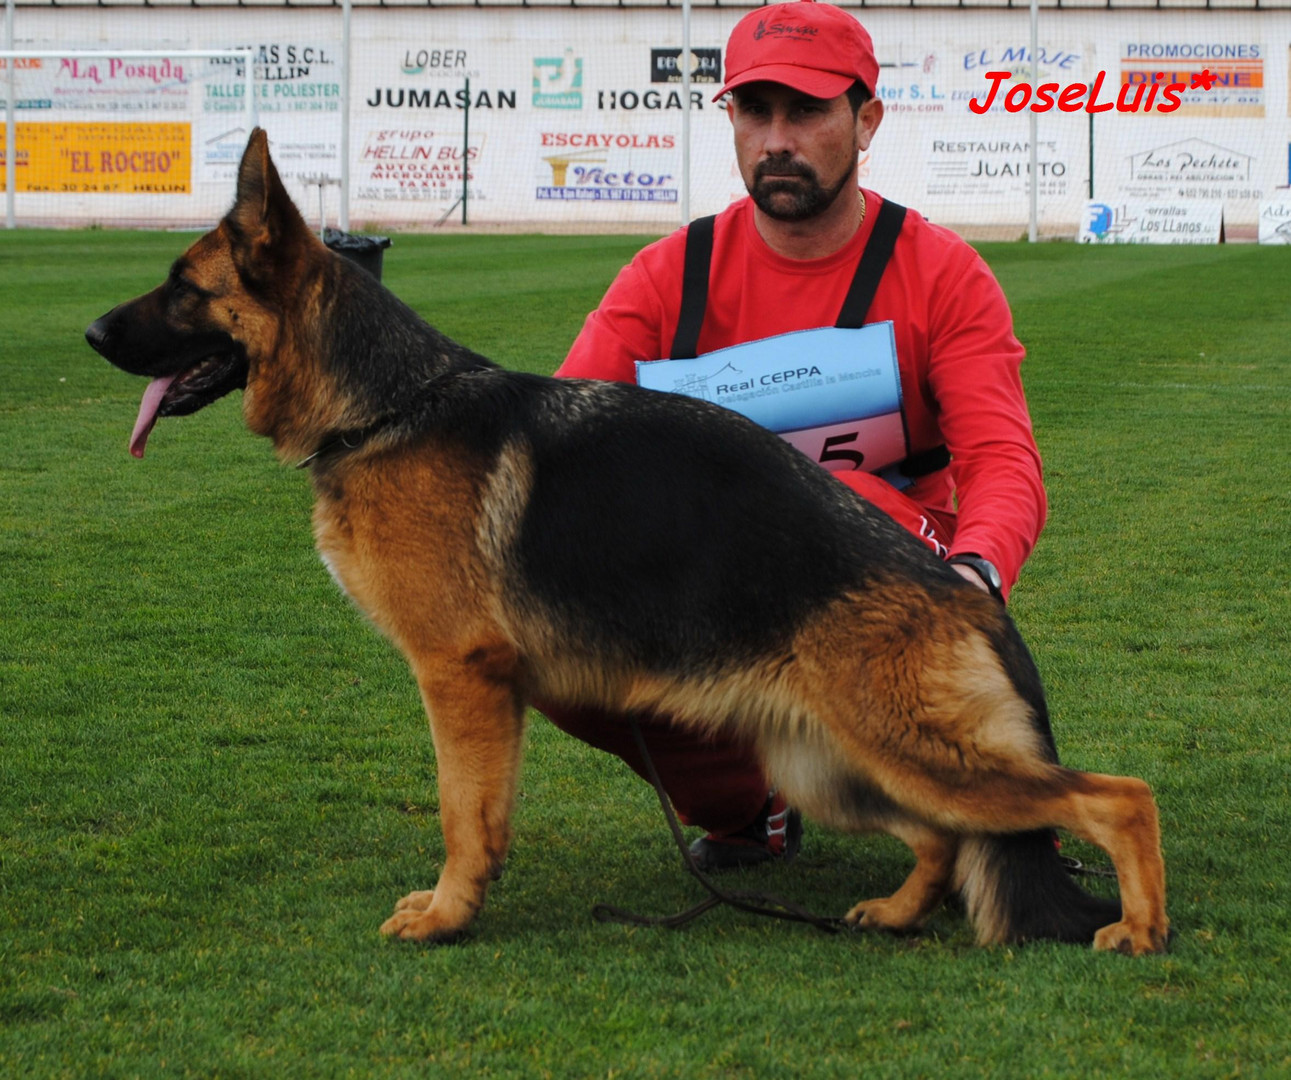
left=1120, top=41, right=1263, bottom=117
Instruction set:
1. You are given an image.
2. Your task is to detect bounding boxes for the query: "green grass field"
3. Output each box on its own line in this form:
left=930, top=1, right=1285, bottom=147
left=2, top=228, right=1289, bottom=1078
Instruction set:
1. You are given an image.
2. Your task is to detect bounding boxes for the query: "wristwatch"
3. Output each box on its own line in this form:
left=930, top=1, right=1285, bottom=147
left=947, top=553, right=1004, bottom=602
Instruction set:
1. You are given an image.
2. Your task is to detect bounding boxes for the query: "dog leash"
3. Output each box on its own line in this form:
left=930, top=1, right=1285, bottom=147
left=1058, top=855, right=1119, bottom=879
left=591, top=716, right=848, bottom=934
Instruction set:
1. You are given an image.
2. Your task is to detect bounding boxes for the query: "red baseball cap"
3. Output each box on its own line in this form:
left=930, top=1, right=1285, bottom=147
left=714, top=1, right=880, bottom=102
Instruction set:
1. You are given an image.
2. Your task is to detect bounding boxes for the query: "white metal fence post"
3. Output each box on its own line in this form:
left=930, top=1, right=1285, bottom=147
left=5, top=0, right=15, bottom=230
left=341, top=0, right=351, bottom=232
left=681, top=0, right=692, bottom=225
left=1028, top=0, right=1039, bottom=243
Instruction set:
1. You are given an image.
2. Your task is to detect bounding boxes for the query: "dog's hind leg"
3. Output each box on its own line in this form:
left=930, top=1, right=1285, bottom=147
left=845, top=820, right=958, bottom=934
left=758, top=729, right=958, bottom=935
left=1049, top=771, right=1168, bottom=955
left=952, top=768, right=1167, bottom=954
left=891, top=765, right=1167, bottom=954
left=380, top=643, right=526, bottom=942
left=790, top=600, right=1167, bottom=953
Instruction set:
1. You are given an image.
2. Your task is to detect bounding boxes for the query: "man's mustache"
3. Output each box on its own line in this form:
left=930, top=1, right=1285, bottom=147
left=754, top=158, right=817, bottom=183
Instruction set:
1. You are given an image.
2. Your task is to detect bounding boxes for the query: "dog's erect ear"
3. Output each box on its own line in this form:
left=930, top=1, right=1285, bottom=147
left=231, top=128, right=276, bottom=232
left=227, top=128, right=311, bottom=274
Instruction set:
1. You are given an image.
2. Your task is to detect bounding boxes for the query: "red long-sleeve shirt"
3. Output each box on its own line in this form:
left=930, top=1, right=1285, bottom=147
left=557, top=191, right=1046, bottom=591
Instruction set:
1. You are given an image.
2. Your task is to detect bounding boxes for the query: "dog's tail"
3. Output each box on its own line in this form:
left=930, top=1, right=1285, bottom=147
left=954, top=830, right=1121, bottom=946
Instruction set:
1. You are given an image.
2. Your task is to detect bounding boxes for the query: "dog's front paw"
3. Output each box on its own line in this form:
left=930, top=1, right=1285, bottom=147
left=391, top=889, right=436, bottom=915
left=380, top=908, right=466, bottom=942
left=1092, top=918, right=1170, bottom=956
left=380, top=890, right=475, bottom=942
left=843, top=897, right=923, bottom=935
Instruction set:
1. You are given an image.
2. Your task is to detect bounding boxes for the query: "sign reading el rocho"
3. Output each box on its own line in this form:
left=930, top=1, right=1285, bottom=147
left=0, top=122, right=190, bottom=194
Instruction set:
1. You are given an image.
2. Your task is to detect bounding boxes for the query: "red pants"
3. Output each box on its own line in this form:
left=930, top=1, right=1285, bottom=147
left=540, top=471, right=956, bottom=835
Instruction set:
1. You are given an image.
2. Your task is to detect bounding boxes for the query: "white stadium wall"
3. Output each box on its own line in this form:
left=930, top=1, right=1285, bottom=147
left=3, top=6, right=1290, bottom=234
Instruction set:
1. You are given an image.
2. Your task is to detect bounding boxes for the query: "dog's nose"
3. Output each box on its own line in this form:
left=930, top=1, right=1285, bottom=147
left=85, top=317, right=110, bottom=355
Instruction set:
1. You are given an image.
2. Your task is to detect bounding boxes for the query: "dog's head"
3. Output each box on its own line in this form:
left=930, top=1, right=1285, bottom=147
left=86, top=128, right=324, bottom=458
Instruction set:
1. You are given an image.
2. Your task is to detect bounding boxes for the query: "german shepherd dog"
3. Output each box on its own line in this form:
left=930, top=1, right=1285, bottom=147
left=86, top=131, right=1168, bottom=954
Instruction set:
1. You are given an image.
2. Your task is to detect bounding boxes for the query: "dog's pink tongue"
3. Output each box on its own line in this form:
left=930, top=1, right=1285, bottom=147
left=129, top=375, right=177, bottom=458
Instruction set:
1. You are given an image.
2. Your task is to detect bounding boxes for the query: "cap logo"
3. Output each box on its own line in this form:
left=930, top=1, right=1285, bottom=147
left=716, top=4, right=878, bottom=101
left=752, top=19, right=820, bottom=42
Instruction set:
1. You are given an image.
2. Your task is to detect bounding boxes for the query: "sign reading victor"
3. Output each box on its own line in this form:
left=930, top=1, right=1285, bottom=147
left=536, top=130, right=677, bottom=203
left=636, top=323, right=907, bottom=476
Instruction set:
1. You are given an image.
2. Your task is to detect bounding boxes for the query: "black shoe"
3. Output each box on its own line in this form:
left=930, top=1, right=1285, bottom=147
left=688, top=791, right=803, bottom=873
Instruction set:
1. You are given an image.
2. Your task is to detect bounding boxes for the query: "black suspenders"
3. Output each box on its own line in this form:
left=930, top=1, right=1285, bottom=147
left=834, top=199, right=908, bottom=328
left=670, top=214, right=715, bottom=361
left=669, top=200, right=949, bottom=480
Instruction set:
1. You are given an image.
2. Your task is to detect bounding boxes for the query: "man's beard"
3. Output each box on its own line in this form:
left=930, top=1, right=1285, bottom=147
left=749, top=156, right=853, bottom=222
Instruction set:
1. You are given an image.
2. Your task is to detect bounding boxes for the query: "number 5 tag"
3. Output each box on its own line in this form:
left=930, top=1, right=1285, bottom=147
left=636, top=322, right=908, bottom=476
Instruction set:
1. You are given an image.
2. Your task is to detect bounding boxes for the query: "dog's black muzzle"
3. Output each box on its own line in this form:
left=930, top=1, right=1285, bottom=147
left=84, top=315, right=112, bottom=357
left=86, top=302, right=248, bottom=424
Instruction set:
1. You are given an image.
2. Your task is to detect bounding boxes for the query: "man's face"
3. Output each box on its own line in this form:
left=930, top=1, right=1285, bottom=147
left=728, top=82, right=880, bottom=222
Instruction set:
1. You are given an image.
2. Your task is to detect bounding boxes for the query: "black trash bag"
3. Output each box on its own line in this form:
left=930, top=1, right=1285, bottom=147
left=323, top=228, right=392, bottom=282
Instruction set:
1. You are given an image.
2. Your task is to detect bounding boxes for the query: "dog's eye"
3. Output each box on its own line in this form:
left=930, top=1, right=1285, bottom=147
left=169, top=276, right=206, bottom=302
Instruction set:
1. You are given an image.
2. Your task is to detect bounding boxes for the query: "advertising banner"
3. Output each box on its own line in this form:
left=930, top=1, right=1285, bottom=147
left=6, top=7, right=1291, bottom=229
left=0, top=121, right=189, bottom=193
left=1079, top=199, right=1223, bottom=244
left=1120, top=41, right=1264, bottom=118
left=1257, top=196, right=1291, bottom=243
left=25, top=55, right=192, bottom=114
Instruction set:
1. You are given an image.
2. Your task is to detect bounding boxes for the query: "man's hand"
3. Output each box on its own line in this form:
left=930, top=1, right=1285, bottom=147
left=946, top=554, right=1004, bottom=600
left=951, top=562, right=992, bottom=594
